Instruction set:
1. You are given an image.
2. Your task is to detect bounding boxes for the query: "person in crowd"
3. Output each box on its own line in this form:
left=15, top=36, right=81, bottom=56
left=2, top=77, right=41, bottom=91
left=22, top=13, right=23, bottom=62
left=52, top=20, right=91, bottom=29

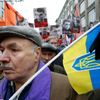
left=47, top=35, right=59, bottom=48
left=57, top=35, right=63, bottom=46
left=0, top=26, right=75, bottom=100
left=47, top=35, right=64, bottom=68
left=41, top=42, right=57, bottom=64
left=41, top=42, right=66, bottom=75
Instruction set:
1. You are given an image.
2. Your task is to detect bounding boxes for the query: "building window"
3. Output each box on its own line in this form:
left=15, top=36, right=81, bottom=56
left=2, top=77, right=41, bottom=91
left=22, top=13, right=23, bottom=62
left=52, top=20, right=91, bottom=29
left=88, top=9, right=96, bottom=24
left=80, top=1, right=85, bottom=14
left=81, top=16, right=86, bottom=27
left=88, top=0, right=95, bottom=7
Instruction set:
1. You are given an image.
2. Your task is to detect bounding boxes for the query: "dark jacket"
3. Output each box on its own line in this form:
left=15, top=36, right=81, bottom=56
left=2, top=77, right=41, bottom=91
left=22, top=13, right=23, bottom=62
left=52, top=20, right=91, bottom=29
left=49, top=63, right=67, bottom=75
left=75, top=90, right=100, bottom=100
left=50, top=72, right=75, bottom=100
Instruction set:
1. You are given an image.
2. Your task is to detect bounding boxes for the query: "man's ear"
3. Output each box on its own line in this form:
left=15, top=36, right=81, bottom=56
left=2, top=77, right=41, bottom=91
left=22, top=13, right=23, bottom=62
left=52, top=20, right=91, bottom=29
left=34, top=47, right=41, bottom=60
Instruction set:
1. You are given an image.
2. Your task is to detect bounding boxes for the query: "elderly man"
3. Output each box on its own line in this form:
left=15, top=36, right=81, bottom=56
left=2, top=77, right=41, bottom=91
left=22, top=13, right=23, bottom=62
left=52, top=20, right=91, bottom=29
left=0, top=26, right=76, bottom=100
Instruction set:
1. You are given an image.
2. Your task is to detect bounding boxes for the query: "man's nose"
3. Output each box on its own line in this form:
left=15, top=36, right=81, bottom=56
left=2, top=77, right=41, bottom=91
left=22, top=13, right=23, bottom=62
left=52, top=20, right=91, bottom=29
left=45, top=55, right=50, bottom=61
left=0, top=51, right=10, bottom=63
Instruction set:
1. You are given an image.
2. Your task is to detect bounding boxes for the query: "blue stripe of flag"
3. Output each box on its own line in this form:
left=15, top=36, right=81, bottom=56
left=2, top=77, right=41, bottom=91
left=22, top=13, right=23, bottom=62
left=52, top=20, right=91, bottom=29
left=86, top=25, right=100, bottom=52
left=90, top=69, right=100, bottom=89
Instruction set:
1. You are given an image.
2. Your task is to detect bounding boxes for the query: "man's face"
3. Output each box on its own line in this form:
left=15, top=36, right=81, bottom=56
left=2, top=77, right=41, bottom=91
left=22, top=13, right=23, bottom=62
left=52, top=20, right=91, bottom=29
left=36, top=11, right=45, bottom=21
left=49, top=38, right=58, bottom=48
left=0, top=37, right=40, bottom=81
left=39, top=13, right=45, bottom=19
left=41, top=50, right=56, bottom=63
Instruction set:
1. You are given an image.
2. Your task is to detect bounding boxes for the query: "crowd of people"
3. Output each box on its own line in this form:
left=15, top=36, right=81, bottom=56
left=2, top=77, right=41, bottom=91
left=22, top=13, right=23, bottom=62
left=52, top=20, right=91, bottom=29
left=0, top=25, right=99, bottom=100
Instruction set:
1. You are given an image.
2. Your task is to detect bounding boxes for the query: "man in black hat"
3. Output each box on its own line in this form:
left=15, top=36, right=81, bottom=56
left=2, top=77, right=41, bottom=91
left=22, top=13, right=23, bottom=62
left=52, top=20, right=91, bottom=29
left=41, top=42, right=66, bottom=75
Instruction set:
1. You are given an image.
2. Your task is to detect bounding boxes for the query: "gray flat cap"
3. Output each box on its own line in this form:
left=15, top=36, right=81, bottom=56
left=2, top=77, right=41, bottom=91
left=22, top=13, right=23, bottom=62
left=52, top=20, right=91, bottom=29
left=0, top=26, right=42, bottom=46
left=41, top=42, right=57, bottom=53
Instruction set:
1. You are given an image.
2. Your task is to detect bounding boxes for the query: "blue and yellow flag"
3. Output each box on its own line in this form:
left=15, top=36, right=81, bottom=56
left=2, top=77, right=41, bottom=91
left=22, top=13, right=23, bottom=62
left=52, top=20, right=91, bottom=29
left=63, top=22, right=100, bottom=94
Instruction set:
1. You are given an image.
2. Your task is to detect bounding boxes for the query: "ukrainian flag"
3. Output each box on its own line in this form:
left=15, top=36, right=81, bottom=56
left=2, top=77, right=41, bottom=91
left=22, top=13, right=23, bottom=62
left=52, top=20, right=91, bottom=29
left=63, top=22, right=100, bottom=94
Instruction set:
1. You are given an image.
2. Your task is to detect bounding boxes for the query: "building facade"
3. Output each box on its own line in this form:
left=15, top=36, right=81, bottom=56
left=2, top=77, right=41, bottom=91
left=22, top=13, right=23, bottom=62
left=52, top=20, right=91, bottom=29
left=56, top=0, right=100, bottom=31
left=56, top=0, right=74, bottom=25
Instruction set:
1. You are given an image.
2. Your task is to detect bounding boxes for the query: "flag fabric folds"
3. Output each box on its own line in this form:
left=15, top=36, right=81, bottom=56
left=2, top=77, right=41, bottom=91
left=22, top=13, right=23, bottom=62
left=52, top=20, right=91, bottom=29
left=63, top=23, right=100, bottom=94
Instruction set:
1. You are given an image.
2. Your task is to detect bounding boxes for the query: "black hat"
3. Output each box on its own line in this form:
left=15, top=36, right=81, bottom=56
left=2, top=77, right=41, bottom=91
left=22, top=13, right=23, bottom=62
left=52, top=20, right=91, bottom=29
left=41, top=42, right=57, bottom=53
left=0, top=26, right=42, bottom=46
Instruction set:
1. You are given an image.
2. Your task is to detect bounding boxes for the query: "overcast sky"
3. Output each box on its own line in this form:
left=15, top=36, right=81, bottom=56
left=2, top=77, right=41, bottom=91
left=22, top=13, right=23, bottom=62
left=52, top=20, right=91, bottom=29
left=13, top=0, right=66, bottom=25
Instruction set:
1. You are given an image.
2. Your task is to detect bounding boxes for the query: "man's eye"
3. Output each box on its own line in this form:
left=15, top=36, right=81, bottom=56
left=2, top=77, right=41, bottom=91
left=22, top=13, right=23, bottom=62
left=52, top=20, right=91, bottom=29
left=11, top=48, right=18, bottom=52
left=0, top=49, right=4, bottom=54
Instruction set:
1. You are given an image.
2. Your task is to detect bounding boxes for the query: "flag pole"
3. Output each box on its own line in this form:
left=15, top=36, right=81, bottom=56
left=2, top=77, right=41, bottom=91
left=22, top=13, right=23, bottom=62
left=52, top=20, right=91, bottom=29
left=9, top=22, right=100, bottom=100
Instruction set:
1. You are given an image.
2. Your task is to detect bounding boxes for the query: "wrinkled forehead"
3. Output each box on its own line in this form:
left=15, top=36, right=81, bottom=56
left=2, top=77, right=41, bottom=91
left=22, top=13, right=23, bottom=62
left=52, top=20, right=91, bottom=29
left=0, top=37, right=33, bottom=47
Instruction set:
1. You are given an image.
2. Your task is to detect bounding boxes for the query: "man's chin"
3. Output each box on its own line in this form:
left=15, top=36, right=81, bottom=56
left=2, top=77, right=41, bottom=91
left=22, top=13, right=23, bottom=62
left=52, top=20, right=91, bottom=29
left=3, top=73, right=16, bottom=81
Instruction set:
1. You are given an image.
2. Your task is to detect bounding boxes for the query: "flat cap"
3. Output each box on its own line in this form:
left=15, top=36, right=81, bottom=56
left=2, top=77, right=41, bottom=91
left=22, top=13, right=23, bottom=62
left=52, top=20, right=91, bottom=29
left=0, top=26, right=42, bottom=46
left=41, top=42, right=57, bottom=53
